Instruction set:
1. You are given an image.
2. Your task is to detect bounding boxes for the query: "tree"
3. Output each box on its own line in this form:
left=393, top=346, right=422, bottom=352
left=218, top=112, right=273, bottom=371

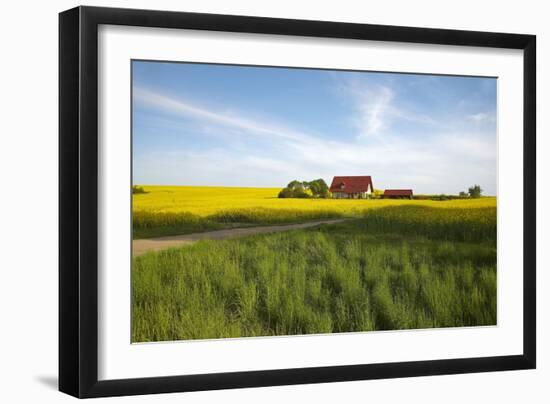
left=287, top=180, right=304, bottom=191
left=468, top=185, right=483, bottom=198
left=305, top=179, right=330, bottom=198
left=278, top=188, right=293, bottom=198
left=459, top=191, right=468, bottom=197
left=132, top=185, right=147, bottom=194
left=278, top=180, right=306, bottom=198
left=278, top=178, right=331, bottom=199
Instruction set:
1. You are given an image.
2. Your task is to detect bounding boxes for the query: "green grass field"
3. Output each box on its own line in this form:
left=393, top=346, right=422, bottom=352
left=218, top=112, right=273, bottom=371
left=132, top=202, right=497, bottom=342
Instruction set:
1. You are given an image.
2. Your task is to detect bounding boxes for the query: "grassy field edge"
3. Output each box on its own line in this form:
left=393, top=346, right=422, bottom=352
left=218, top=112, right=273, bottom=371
left=132, top=206, right=496, bottom=342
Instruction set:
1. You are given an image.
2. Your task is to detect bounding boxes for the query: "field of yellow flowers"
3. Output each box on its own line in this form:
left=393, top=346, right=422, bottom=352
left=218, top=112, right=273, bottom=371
left=132, top=185, right=496, bottom=238
left=132, top=189, right=497, bottom=341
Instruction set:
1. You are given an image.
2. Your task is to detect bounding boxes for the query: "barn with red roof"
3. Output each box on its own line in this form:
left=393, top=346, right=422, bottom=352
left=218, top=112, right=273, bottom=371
left=329, top=176, right=374, bottom=199
left=383, top=189, right=413, bottom=199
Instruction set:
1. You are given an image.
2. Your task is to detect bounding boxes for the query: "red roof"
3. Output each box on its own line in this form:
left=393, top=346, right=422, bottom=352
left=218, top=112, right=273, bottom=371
left=383, top=189, right=413, bottom=196
left=329, top=176, right=373, bottom=193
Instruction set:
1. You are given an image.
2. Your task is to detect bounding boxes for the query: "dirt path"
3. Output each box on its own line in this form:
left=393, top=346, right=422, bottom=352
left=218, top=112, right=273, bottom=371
left=133, top=218, right=350, bottom=257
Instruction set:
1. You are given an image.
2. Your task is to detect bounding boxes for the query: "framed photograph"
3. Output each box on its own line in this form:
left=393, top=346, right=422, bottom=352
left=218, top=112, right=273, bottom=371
left=59, top=6, right=536, bottom=398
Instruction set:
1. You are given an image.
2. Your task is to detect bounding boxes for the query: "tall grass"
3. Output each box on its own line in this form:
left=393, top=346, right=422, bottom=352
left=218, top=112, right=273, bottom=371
left=133, top=211, right=222, bottom=239
left=132, top=205, right=497, bottom=342
left=361, top=205, right=496, bottom=243
left=133, top=208, right=346, bottom=238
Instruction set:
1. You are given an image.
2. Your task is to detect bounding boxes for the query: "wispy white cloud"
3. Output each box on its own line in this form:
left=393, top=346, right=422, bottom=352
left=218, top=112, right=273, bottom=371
left=134, top=87, right=315, bottom=145
left=440, top=133, right=496, bottom=161
left=355, top=86, right=394, bottom=138
left=133, top=86, right=497, bottom=195
left=468, top=112, right=496, bottom=123
left=336, top=79, right=441, bottom=140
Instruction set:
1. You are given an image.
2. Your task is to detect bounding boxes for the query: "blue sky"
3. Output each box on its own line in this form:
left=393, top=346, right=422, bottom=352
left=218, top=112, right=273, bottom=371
left=133, top=61, right=497, bottom=195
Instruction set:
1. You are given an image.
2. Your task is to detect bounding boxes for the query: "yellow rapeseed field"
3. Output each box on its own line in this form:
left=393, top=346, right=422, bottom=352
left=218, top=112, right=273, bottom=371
left=133, top=185, right=496, bottom=216
left=132, top=185, right=496, bottom=238
left=132, top=186, right=497, bottom=340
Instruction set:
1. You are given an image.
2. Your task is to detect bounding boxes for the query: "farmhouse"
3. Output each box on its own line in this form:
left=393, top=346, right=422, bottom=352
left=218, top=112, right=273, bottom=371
left=330, top=176, right=373, bottom=199
left=383, top=189, right=413, bottom=199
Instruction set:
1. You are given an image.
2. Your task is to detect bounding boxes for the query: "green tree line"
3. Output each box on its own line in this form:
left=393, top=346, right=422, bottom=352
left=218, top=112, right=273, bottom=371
left=278, top=179, right=331, bottom=199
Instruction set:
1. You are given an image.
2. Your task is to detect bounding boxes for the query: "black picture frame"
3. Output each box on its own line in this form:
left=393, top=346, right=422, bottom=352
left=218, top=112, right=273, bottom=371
left=59, top=5, right=536, bottom=398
